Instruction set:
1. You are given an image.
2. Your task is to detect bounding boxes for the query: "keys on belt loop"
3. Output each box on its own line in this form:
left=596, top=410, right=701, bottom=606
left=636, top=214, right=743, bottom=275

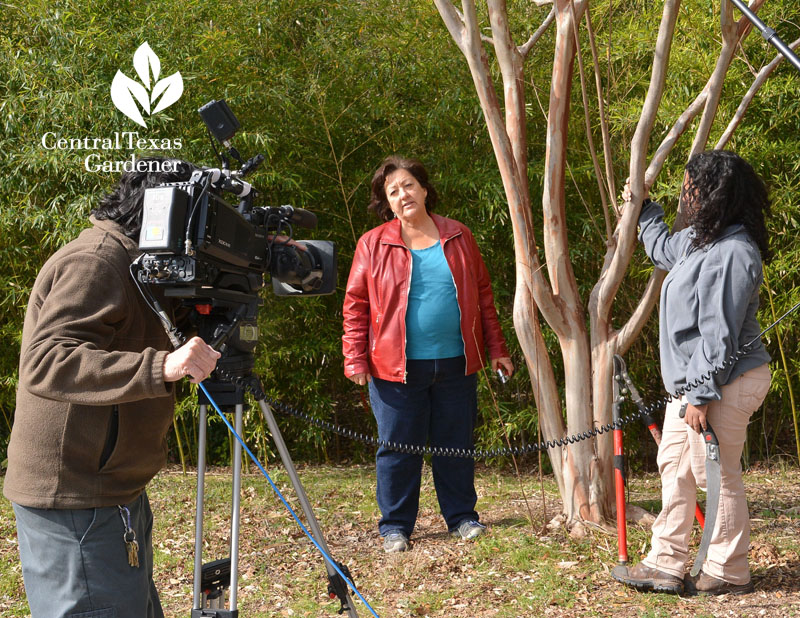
left=118, top=505, right=140, bottom=568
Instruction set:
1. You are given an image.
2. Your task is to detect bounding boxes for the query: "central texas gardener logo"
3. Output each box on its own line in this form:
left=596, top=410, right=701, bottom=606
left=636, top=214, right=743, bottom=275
left=111, top=42, right=184, bottom=128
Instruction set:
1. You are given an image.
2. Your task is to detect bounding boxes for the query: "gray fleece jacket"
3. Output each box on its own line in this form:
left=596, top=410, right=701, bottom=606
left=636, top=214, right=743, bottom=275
left=638, top=201, right=770, bottom=405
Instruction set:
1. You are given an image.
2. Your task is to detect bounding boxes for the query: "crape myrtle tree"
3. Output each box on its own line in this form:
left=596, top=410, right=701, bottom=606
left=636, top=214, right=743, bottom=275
left=433, top=0, right=798, bottom=529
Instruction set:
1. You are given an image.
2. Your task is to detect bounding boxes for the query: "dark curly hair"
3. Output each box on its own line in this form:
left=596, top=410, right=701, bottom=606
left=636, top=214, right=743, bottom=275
left=682, top=150, right=771, bottom=263
left=368, top=156, right=439, bottom=222
left=92, top=157, right=196, bottom=238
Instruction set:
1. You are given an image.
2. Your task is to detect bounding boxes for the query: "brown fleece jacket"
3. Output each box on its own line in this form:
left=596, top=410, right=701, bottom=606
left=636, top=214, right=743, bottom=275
left=4, top=217, right=177, bottom=509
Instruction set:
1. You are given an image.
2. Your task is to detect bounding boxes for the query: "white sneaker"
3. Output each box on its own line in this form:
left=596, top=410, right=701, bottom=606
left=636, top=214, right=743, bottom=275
left=383, top=531, right=409, bottom=553
left=451, top=520, right=486, bottom=540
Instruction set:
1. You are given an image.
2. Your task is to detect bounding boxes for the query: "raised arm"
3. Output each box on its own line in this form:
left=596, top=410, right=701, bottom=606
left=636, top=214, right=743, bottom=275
left=637, top=201, right=687, bottom=271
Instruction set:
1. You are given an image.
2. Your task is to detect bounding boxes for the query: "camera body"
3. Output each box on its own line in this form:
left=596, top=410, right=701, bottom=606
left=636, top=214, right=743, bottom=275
left=137, top=172, right=336, bottom=298
left=135, top=100, right=336, bottom=387
left=136, top=101, right=336, bottom=300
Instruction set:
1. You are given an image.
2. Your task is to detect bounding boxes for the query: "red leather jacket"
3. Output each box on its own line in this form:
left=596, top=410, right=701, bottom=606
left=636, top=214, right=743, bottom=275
left=342, top=214, right=509, bottom=382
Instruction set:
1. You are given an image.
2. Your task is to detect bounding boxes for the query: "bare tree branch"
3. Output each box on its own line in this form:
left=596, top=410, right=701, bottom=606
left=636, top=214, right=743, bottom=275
left=626, top=0, right=681, bottom=205
left=689, top=2, right=739, bottom=155
left=569, top=0, right=612, bottom=240
left=488, top=0, right=528, bottom=192
left=645, top=91, right=708, bottom=187
left=540, top=0, right=604, bottom=525
left=457, top=3, right=496, bottom=47
left=434, top=0, right=467, bottom=53
left=443, top=0, right=520, bottom=205
left=540, top=0, right=588, bottom=321
left=586, top=5, right=680, bottom=480
left=647, top=0, right=765, bottom=183
left=519, top=7, right=556, bottom=61
left=585, top=8, right=617, bottom=219
left=592, top=0, right=681, bottom=332
left=443, top=0, right=566, bottom=329
left=717, top=37, right=800, bottom=149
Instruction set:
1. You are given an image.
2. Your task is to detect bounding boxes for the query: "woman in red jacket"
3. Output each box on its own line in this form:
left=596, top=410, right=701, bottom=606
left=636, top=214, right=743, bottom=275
left=343, top=156, right=513, bottom=552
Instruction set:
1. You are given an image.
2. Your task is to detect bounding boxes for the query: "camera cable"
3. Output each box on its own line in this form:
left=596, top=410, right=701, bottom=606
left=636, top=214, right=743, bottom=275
left=198, top=381, right=380, bottom=618
left=129, top=258, right=184, bottom=348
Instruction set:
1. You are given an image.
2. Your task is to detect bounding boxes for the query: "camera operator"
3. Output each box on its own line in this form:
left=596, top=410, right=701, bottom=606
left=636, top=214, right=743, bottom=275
left=4, top=157, right=221, bottom=618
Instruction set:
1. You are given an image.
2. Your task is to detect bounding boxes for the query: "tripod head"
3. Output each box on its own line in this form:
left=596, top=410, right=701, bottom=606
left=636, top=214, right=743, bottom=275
left=165, top=287, right=261, bottom=409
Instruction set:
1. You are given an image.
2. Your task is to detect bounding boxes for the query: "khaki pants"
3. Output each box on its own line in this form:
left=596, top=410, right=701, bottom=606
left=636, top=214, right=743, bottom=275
left=642, top=364, right=771, bottom=585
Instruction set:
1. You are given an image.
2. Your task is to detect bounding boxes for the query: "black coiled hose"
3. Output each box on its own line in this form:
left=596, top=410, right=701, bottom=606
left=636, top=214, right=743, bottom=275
left=211, top=320, right=787, bottom=460
left=215, top=368, right=656, bottom=459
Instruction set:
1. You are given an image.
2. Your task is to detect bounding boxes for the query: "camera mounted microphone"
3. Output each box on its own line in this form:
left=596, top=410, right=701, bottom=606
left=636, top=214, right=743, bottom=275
left=280, top=205, right=317, bottom=229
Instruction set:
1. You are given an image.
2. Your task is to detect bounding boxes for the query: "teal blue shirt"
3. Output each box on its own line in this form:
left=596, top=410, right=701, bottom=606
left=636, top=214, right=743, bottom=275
left=405, top=242, right=464, bottom=359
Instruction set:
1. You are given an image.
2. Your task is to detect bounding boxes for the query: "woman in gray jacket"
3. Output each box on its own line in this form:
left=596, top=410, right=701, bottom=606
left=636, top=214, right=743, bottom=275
left=613, top=150, right=772, bottom=596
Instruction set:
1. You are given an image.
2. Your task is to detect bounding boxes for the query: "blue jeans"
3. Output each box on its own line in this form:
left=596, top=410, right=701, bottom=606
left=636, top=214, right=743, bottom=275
left=369, top=356, right=479, bottom=537
left=13, top=491, right=163, bottom=618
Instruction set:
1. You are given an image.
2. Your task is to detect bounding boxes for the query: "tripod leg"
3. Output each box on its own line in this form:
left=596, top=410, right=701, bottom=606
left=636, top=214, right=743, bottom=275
left=229, top=404, right=244, bottom=610
left=257, top=399, right=360, bottom=618
left=193, top=404, right=209, bottom=609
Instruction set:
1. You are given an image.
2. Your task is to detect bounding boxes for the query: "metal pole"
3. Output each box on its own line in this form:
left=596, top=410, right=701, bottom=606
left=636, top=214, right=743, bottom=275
left=729, top=0, right=800, bottom=74
left=229, top=404, right=244, bottom=610
left=258, top=399, right=359, bottom=618
left=193, top=404, right=208, bottom=609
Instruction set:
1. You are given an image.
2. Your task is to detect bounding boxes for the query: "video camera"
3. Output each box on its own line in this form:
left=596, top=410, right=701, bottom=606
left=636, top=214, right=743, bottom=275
left=136, top=99, right=336, bottom=300
left=135, top=100, right=336, bottom=388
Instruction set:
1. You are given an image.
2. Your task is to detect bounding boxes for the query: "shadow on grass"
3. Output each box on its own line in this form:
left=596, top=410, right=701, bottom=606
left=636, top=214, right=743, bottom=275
left=754, top=560, right=800, bottom=593
left=410, top=514, right=535, bottom=543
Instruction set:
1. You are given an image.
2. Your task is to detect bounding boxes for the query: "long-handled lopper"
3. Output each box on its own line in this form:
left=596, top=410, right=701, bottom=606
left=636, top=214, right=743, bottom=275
left=612, top=355, right=705, bottom=565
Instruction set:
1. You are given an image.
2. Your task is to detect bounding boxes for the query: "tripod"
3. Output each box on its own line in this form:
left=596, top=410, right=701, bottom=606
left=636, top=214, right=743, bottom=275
left=190, top=377, right=360, bottom=617
left=166, top=289, right=359, bottom=617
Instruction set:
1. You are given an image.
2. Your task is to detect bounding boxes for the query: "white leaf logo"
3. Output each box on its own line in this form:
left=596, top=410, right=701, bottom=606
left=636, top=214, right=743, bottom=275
left=110, top=42, right=183, bottom=128
left=133, top=41, right=160, bottom=89
left=111, top=71, right=150, bottom=127
left=152, top=72, right=183, bottom=114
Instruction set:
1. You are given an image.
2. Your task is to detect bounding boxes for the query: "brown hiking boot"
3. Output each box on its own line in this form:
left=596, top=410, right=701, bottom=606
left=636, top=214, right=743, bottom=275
left=611, top=563, right=684, bottom=594
left=684, top=571, right=754, bottom=596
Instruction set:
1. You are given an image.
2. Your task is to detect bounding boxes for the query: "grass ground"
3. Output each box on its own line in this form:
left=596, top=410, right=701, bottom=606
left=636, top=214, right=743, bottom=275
left=1, top=463, right=799, bottom=617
